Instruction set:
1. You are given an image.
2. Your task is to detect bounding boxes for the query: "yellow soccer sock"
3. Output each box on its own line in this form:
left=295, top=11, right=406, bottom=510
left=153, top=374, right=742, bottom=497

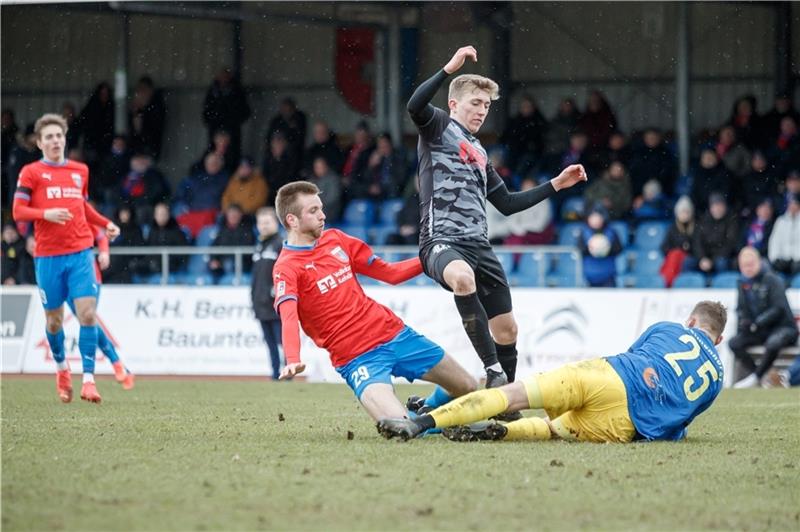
left=503, top=417, right=552, bottom=441
left=523, top=377, right=544, bottom=409
left=430, top=388, right=509, bottom=428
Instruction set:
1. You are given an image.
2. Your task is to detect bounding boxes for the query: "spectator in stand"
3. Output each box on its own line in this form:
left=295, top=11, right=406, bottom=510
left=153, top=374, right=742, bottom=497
left=502, top=177, right=555, bottom=246
left=766, top=116, right=800, bottom=176
left=308, top=156, right=343, bottom=222
left=578, top=204, right=623, bottom=287
left=686, top=193, right=739, bottom=275
left=191, top=129, right=238, bottom=175
left=221, top=156, right=268, bottom=216
left=267, top=97, right=307, bottom=163
left=104, top=205, right=148, bottom=284
left=208, top=203, right=255, bottom=280
left=305, top=121, right=343, bottom=173
left=1, top=109, right=19, bottom=208
left=628, top=128, right=677, bottom=198
left=263, top=130, right=299, bottom=206
left=341, top=121, right=375, bottom=198
left=500, top=94, right=548, bottom=175
left=660, top=196, right=695, bottom=287
left=543, top=97, right=580, bottom=164
left=690, top=148, right=732, bottom=213
left=730, top=246, right=799, bottom=388
left=740, top=151, right=780, bottom=214
left=202, top=67, right=250, bottom=164
left=7, top=124, right=40, bottom=195
left=145, top=202, right=189, bottom=276
left=356, top=133, right=406, bottom=201
left=385, top=180, right=421, bottom=246
left=583, top=160, right=632, bottom=220
left=548, top=130, right=593, bottom=194
left=61, top=102, right=81, bottom=152
left=761, top=93, right=800, bottom=148
left=767, top=192, right=800, bottom=276
left=600, top=131, right=632, bottom=169
left=577, top=90, right=617, bottom=152
left=633, top=179, right=671, bottom=220
left=778, top=170, right=800, bottom=213
left=128, top=76, right=166, bottom=160
left=173, top=153, right=230, bottom=235
left=715, top=125, right=751, bottom=179
left=728, top=95, right=762, bottom=150
left=740, top=197, right=775, bottom=258
left=1, top=223, right=25, bottom=284
left=74, top=81, right=115, bottom=170
left=95, top=135, right=131, bottom=208
left=120, top=151, right=171, bottom=224
left=251, top=207, right=284, bottom=380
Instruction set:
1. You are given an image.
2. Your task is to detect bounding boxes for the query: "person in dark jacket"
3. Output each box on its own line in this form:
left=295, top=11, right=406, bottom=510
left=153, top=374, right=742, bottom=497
left=267, top=97, right=307, bottom=163
left=578, top=203, right=623, bottom=287
left=208, top=203, right=255, bottom=279
left=685, top=193, right=739, bottom=274
left=104, top=205, right=149, bottom=283
left=690, top=148, right=733, bottom=214
left=628, top=128, right=677, bottom=197
left=263, top=131, right=299, bottom=206
left=739, top=197, right=775, bottom=257
left=354, top=133, right=406, bottom=200
left=120, top=152, right=171, bottom=224
left=128, top=76, right=166, bottom=160
left=305, top=121, right=344, bottom=173
left=251, top=207, right=284, bottom=380
left=1, top=223, right=25, bottom=284
left=202, top=68, right=250, bottom=164
left=731, top=246, right=799, bottom=388
left=145, top=202, right=189, bottom=275
left=75, top=82, right=115, bottom=168
left=500, top=94, right=548, bottom=175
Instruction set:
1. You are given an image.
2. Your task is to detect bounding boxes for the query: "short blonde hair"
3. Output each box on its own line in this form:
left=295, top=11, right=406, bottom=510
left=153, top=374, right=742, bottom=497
left=34, top=113, right=68, bottom=139
left=690, top=301, right=728, bottom=341
left=275, top=181, right=320, bottom=228
left=448, top=74, right=500, bottom=102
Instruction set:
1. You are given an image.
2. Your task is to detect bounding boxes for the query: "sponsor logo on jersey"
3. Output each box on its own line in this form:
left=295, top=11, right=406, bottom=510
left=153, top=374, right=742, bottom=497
left=431, top=243, right=450, bottom=255
left=458, top=140, right=487, bottom=168
left=46, top=187, right=62, bottom=199
left=642, top=367, right=660, bottom=389
left=276, top=280, right=286, bottom=297
left=316, top=275, right=338, bottom=294
left=331, top=246, right=349, bottom=263
left=71, top=173, right=82, bottom=188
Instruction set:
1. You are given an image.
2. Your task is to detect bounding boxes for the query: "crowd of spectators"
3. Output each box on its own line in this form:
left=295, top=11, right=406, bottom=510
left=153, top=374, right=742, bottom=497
left=1, top=71, right=799, bottom=290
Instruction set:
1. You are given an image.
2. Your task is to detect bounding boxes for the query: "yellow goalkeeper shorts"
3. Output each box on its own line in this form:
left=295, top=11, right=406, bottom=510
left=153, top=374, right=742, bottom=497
left=525, top=358, right=636, bottom=443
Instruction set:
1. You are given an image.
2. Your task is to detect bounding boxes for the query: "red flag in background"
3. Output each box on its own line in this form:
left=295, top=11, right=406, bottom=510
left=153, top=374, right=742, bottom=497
left=336, top=27, right=375, bottom=115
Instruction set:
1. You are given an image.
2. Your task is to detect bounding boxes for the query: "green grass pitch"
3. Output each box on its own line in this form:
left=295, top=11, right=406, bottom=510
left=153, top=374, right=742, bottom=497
left=2, top=378, right=799, bottom=531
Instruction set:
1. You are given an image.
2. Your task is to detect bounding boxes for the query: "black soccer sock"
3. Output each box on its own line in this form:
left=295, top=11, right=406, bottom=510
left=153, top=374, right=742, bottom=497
left=495, top=341, right=518, bottom=382
left=454, top=293, right=499, bottom=368
left=415, top=414, right=436, bottom=430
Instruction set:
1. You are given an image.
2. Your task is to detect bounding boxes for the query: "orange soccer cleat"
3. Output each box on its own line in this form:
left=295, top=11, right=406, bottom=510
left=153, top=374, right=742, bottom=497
left=80, top=381, right=102, bottom=403
left=112, top=362, right=135, bottom=390
left=56, top=368, right=73, bottom=403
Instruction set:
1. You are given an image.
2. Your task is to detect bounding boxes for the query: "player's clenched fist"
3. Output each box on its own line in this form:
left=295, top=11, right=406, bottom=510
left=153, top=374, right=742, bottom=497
left=444, top=46, right=478, bottom=74
left=552, top=164, right=588, bottom=192
left=280, top=362, right=306, bottom=380
left=43, top=208, right=73, bottom=225
left=105, top=221, right=121, bottom=241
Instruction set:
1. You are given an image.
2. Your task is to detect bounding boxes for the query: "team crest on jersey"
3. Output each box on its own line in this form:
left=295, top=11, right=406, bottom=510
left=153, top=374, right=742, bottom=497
left=71, top=173, right=82, bottom=188
left=331, top=246, right=349, bottom=263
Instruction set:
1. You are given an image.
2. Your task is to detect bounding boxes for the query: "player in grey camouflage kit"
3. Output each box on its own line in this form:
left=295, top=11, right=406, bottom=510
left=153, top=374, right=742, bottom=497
left=407, top=45, right=587, bottom=397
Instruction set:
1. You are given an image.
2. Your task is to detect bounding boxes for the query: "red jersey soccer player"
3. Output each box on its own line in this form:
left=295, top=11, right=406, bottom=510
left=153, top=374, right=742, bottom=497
left=272, top=181, right=477, bottom=423
left=12, top=113, right=120, bottom=404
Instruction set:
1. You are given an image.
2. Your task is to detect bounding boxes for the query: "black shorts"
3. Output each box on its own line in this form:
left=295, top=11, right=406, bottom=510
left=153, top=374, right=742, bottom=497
left=419, top=239, right=512, bottom=319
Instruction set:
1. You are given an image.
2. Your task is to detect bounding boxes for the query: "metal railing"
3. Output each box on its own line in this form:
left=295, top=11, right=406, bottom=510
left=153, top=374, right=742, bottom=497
left=107, top=245, right=583, bottom=286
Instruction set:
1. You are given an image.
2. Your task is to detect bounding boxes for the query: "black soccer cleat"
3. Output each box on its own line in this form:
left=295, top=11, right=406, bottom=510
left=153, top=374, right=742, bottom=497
left=376, top=418, right=424, bottom=441
left=405, top=395, right=426, bottom=413
left=442, top=420, right=508, bottom=442
left=485, top=368, right=508, bottom=389
left=492, top=410, right=523, bottom=422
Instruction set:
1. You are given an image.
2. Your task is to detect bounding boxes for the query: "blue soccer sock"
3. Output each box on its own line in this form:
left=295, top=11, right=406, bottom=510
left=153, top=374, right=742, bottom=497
left=96, top=326, right=120, bottom=364
left=423, top=386, right=452, bottom=409
left=46, top=329, right=68, bottom=370
left=79, top=325, right=98, bottom=382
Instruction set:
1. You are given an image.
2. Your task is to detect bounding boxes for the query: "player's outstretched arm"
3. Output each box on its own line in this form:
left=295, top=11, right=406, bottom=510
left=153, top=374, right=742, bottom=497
left=277, top=299, right=306, bottom=379
left=487, top=164, right=588, bottom=216
left=360, top=256, right=423, bottom=285
left=407, top=46, right=477, bottom=126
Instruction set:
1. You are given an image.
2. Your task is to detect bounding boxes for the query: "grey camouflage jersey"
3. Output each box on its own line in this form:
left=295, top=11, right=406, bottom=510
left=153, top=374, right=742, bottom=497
left=416, top=107, right=504, bottom=247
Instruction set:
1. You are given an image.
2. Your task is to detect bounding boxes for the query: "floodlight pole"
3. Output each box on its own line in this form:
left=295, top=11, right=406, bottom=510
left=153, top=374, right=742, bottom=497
left=676, top=3, right=691, bottom=178
left=114, top=12, right=130, bottom=135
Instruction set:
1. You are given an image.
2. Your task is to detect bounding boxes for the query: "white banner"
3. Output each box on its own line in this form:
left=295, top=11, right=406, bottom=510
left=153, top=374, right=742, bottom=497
left=4, top=285, right=799, bottom=387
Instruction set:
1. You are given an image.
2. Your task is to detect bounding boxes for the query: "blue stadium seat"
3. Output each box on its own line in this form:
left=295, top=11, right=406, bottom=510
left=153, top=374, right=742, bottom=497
left=710, top=272, right=740, bottom=289
left=547, top=253, right=580, bottom=286
left=548, top=274, right=582, bottom=288
left=633, top=274, right=666, bottom=289
left=792, top=275, right=800, bottom=289
left=343, top=200, right=376, bottom=226
left=187, top=254, right=209, bottom=275
left=337, top=224, right=369, bottom=243
left=379, top=199, right=405, bottom=226
left=496, top=252, right=515, bottom=274
left=633, top=222, right=670, bottom=251
left=557, top=223, right=583, bottom=247
left=187, top=273, right=215, bottom=286
left=615, top=253, right=630, bottom=275
left=609, top=221, right=629, bottom=247
left=560, top=196, right=585, bottom=220
left=369, top=225, right=396, bottom=246
left=412, top=275, right=436, bottom=286
left=631, top=250, right=664, bottom=276
left=218, top=273, right=251, bottom=286
left=672, top=272, right=706, bottom=288
left=516, top=252, right=547, bottom=281
left=195, top=224, right=218, bottom=247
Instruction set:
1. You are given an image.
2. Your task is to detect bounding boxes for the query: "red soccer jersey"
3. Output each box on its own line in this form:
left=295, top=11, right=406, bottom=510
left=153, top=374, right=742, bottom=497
left=13, top=159, right=96, bottom=257
left=273, top=229, right=405, bottom=368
